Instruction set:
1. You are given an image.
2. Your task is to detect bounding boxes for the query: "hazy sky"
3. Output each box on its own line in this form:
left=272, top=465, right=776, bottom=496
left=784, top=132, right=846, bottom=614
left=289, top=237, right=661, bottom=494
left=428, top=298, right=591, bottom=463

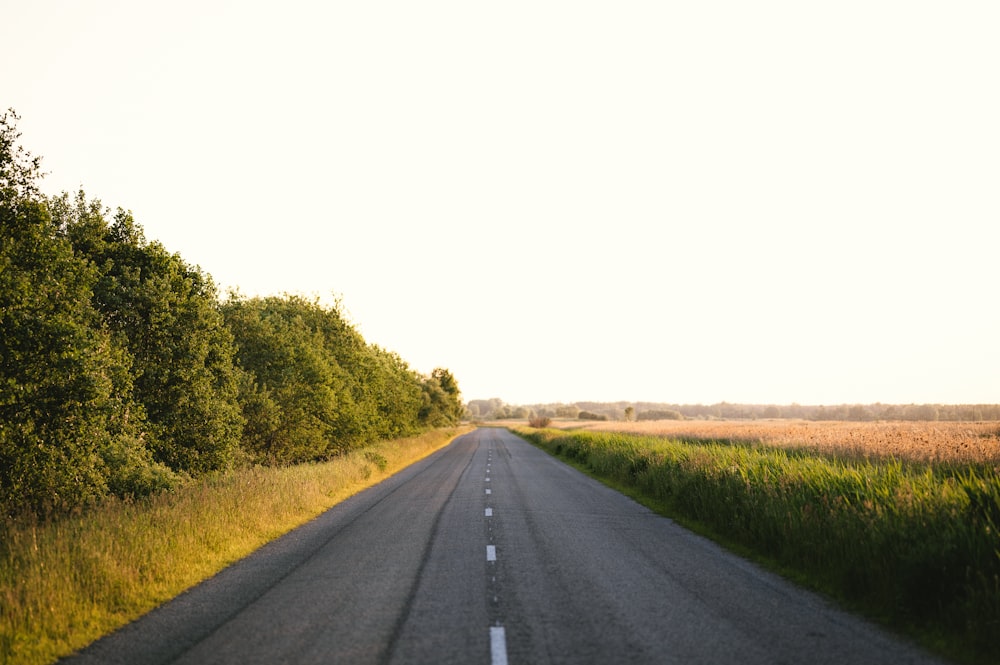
left=4, top=1, right=998, bottom=406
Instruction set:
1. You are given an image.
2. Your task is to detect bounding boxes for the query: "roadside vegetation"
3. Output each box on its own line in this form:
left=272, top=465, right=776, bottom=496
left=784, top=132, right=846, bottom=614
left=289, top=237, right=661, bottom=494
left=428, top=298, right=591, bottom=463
left=1, top=109, right=464, bottom=518
left=517, top=426, right=1000, bottom=665
left=563, top=419, right=1000, bottom=466
left=0, top=427, right=469, bottom=665
left=1, top=109, right=468, bottom=663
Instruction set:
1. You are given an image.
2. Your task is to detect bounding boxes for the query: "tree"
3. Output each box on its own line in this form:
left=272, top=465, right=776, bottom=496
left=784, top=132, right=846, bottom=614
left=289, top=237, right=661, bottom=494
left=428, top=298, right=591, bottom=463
left=418, top=368, right=464, bottom=427
left=555, top=404, right=580, bottom=418
left=624, top=406, right=635, bottom=422
left=0, top=109, right=43, bottom=201
left=51, top=193, right=244, bottom=473
left=222, top=295, right=351, bottom=463
left=1, top=112, right=174, bottom=514
left=431, top=367, right=463, bottom=423
left=222, top=295, right=434, bottom=464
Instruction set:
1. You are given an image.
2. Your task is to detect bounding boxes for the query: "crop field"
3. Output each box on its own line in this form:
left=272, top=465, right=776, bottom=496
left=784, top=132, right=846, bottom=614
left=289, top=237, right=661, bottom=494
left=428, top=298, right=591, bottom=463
left=558, top=419, right=1000, bottom=466
left=518, top=422, right=1000, bottom=664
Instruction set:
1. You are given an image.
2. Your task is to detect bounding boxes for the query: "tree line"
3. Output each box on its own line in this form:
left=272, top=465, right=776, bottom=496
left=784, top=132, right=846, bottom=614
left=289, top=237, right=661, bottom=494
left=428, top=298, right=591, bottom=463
left=469, top=399, right=1000, bottom=423
left=1, top=111, right=463, bottom=517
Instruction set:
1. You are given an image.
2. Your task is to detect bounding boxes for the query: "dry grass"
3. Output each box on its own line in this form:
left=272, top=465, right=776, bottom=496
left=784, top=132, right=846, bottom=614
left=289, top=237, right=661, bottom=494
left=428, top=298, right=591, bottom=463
left=0, top=427, right=471, bottom=665
left=553, top=419, right=1000, bottom=465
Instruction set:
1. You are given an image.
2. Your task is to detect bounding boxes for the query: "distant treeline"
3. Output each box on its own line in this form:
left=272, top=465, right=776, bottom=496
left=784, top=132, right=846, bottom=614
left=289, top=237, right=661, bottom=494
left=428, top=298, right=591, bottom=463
left=1, top=111, right=463, bottom=516
left=468, top=399, right=1000, bottom=423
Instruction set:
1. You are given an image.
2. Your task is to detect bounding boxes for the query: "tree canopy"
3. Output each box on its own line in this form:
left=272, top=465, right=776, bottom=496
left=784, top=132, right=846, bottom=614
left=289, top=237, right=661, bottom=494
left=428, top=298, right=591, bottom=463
left=0, top=110, right=464, bottom=516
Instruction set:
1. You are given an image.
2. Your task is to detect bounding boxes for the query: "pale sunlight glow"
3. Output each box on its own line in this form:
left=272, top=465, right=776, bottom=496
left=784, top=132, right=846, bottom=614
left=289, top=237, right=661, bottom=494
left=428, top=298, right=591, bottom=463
left=4, top=1, right=998, bottom=405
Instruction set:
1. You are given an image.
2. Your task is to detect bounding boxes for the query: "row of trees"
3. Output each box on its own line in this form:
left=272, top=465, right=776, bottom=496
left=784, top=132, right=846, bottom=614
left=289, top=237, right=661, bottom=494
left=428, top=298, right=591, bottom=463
left=470, top=399, right=1000, bottom=423
left=1, top=111, right=462, bottom=516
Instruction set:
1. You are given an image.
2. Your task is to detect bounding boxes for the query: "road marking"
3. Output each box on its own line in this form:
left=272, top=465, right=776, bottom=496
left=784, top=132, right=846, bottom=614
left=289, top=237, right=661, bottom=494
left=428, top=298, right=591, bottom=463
left=485, top=508, right=493, bottom=517
left=486, top=545, right=496, bottom=562
left=485, top=489, right=491, bottom=495
left=485, top=477, right=490, bottom=482
left=490, top=626, right=508, bottom=665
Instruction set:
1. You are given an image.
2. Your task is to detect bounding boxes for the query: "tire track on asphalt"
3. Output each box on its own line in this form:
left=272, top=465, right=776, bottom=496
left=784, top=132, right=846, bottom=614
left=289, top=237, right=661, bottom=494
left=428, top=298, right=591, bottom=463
left=380, top=439, right=479, bottom=664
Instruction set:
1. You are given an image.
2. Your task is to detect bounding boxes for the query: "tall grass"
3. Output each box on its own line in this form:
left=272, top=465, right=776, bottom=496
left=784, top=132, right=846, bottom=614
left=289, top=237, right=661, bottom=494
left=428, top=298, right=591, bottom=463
left=518, top=427, right=1000, bottom=665
left=565, top=419, right=1000, bottom=465
left=0, top=427, right=469, bottom=665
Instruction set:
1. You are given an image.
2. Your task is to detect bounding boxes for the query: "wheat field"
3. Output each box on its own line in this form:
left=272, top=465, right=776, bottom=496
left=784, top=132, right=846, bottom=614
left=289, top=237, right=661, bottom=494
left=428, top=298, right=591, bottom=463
left=556, top=419, right=1000, bottom=465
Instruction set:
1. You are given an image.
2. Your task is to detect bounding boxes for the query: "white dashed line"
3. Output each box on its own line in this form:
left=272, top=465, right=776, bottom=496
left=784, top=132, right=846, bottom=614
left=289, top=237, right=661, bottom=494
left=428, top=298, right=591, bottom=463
left=485, top=447, right=506, bottom=665
left=490, top=626, right=508, bottom=665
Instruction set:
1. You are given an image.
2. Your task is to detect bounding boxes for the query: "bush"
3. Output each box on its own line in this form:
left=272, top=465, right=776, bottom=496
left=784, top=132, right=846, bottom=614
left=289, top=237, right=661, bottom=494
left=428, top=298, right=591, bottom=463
left=100, top=435, right=182, bottom=498
left=528, top=416, right=552, bottom=428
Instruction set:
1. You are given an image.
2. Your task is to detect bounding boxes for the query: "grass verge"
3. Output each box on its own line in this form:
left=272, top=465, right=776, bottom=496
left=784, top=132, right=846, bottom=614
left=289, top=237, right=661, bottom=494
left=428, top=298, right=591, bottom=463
left=0, top=427, right=471, bottom=665
left=515, top=427, right=1000, bottom=665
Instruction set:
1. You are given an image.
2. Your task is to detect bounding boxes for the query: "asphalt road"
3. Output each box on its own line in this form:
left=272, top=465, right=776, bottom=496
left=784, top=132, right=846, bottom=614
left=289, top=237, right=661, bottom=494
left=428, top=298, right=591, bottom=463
left=65, top=428, right=948, bottom=664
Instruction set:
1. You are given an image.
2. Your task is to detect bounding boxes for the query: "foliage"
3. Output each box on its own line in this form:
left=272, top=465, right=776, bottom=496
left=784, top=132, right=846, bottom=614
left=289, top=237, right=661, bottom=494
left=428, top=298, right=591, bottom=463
left=1, top=111, right=464, bottom=516
left=222, top=295, right=454, bottom=465
left=0, top=194, right=111, bottom=513
left=577, top=410, right=607, bottom=421
left=0, top=109, right=43, bottom=201
left=223, top=295, right=364, bottom=463
left=466, top=398, right=515, bottom=420
left=520, top=427, right=1000, bottom=664
left=49, top=192, right=245, bottom=474
left=419, top=367, right=464, bottom=427
left=528, top=416, right=552, bottom=428
left=1, top=112, right=171, bottom=514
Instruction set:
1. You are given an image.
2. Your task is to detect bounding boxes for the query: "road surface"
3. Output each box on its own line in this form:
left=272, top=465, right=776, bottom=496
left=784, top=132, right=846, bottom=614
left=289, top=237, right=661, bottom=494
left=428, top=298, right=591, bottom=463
left=65, top=428, right=946, bottom=664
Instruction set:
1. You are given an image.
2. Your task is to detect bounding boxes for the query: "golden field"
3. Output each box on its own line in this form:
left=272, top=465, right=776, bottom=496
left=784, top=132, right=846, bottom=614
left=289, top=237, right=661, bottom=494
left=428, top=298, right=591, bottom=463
left=554, top=419, right=1000, bottom=465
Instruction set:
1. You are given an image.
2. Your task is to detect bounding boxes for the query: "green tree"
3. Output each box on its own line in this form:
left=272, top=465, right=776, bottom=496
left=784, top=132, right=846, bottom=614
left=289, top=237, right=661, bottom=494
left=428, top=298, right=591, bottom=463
left=431, top=367, right=463, bottom=423
left=419, top=368, right=464, bottom=426
left=223, top=295, right=432, bottom=464
left=223, top=295, right=350, bottom=463
left=555, top=404, right=580, bottom=418
left=50, top=192, right=244, bottom=473
left=1, top=112, right=173, bottom=514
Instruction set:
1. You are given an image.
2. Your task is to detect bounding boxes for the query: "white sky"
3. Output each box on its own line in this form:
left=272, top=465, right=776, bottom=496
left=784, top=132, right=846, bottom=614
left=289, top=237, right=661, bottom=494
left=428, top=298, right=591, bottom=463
left=4, top=1, right=999, bottom=406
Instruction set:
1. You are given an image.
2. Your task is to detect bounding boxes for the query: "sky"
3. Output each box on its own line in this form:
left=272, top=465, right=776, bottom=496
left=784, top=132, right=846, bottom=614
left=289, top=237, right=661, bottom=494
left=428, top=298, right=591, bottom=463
left=4, top=1, right=999, bottom=406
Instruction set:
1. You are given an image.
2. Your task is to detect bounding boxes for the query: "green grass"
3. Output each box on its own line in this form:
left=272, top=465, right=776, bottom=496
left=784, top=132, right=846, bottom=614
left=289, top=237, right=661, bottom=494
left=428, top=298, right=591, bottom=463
left=0, top=427, right=470, bottom=665
left=516, top=427, right=1000, bottom=665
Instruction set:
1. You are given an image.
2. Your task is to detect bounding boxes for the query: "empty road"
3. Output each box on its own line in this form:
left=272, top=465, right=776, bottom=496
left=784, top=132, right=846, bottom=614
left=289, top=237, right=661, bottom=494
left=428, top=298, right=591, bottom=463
left=65, top=428, right=946, bottom=664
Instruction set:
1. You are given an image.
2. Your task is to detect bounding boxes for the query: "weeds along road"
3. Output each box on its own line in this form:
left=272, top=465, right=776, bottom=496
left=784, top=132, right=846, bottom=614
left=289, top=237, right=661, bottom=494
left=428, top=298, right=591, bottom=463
left=64, top=428, right=947, bottom=665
